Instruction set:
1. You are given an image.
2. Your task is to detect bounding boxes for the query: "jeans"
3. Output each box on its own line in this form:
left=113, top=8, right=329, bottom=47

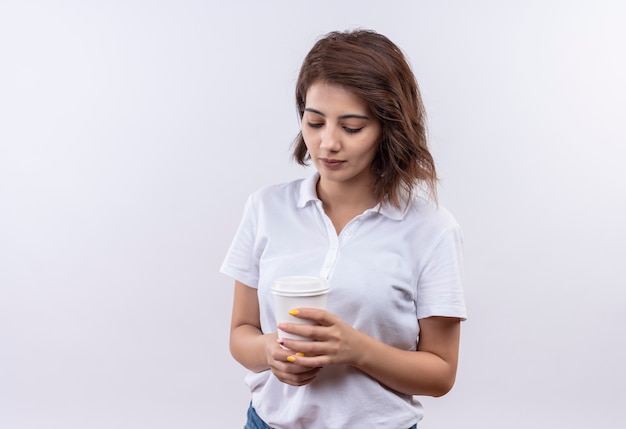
left=245, top=402, right=417, bottom=429
left=245, top=402, right=272, bottom=429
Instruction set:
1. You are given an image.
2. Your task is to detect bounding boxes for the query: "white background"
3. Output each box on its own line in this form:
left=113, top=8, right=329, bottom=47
left=1, top=1, right=625, bottom=428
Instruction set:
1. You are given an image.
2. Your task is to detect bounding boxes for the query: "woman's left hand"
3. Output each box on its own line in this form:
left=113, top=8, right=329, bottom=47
left=276, top=308, right=365, bottom=368
left=278, top=308, right=462, bottom=396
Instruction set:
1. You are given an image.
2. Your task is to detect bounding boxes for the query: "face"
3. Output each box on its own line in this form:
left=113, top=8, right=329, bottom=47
left=301, top=82, right=382, bottom=190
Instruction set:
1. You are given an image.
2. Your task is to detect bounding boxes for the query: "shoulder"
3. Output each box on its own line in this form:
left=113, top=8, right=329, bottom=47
left=404, top=194, right=461, bottom=236
left=248, top=175, right=313, bottom=209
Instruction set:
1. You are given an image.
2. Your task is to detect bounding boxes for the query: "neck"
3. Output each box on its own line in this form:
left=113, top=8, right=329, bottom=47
left=316, top=176, right=378, bottom=212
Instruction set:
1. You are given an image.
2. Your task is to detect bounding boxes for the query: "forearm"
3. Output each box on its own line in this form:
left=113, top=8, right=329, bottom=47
left=229, top=324, right=273, bottom=373
left=277, top=311, right=461, bottom=396
left=352, top=331, right=457, bottom=397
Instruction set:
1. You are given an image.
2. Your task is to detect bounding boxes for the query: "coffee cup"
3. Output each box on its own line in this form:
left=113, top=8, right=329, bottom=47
left=271, top=276, right=329, bottom=341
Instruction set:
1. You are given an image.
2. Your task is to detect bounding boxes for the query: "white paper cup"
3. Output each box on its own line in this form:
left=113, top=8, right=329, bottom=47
left=271, top=276, right=329, bottom=342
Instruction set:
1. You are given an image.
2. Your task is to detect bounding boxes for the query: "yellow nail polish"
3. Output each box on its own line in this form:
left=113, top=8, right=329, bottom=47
left=287, top=356, right=296, bottom=363
left=288, top=309, right=299, bottom=316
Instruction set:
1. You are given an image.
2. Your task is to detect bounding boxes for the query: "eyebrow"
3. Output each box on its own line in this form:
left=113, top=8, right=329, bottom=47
left=304, top=108, right=370, bottom=120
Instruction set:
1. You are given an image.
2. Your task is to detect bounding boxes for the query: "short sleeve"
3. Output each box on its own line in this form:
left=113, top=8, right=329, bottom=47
left=415, top=225, right=466, bottom=320
left=220, top=195, right=260, bottom=288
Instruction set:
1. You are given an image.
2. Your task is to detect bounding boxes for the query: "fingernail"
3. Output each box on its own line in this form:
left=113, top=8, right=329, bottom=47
left=295, top=352, right=305, bottom=357
left=287, top=356, right=296, bottom=363
left=288, top=309, right=299, bottom=316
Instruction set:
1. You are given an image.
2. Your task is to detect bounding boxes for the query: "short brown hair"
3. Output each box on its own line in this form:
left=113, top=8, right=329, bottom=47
left=292, top=29, right=437, bottom=208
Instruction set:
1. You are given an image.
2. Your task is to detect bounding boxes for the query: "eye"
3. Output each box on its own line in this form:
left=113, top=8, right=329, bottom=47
left=307, top=122, right=324, bottom=129
left=344, top=126, right=363, bottom=134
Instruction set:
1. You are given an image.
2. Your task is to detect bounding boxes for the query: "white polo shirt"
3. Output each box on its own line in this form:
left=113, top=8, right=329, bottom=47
left=221, top=174, right=466, bottom=429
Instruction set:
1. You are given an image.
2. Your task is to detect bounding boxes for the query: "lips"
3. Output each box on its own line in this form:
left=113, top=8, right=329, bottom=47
left=319, top=158, right=346, bottom=169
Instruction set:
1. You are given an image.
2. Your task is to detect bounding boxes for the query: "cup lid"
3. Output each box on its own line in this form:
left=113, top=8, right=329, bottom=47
left=271, top=276, right=329, bottom=296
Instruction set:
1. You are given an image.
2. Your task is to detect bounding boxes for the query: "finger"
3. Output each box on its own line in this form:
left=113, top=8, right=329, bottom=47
left=285, top=353, right=331, bottom=369
left=272, top=360, right=313, bottom=374
left=286, top=308, right=336, bottom=326
left=278, top=336, right=326, bottom=355
left=272, top=366, right=321, bottom=386
left=271, top=351, right=317, bottom=372
left=277, top=373, right=316, bottom=387
left=277, top=323, right=328, bottom=342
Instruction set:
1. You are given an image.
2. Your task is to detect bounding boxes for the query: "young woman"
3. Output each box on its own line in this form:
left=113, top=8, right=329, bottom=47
left=221, top=29, right=466, bottom=429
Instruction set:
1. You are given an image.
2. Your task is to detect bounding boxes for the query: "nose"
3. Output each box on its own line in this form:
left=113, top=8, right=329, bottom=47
left=319, top=124, right=341, bottom=152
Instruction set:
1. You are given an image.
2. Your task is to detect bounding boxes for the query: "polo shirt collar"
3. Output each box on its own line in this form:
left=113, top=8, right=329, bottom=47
left=297, top=174, right=320, bottom=208
left=297, top=174, right=409, bottom=221
left=374, top=199, right=407, bottom=221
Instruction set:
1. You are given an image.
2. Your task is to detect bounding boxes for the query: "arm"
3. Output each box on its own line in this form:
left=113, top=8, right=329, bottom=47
left=277, top=311, right=461, bottom=396
left=229, top=280, right=322, bottom=385
left=229, top=280, right=270, bottom=372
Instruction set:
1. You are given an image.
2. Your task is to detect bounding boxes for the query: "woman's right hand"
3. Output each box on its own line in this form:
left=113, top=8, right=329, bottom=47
left=230, top=281, right=321, bottom=386
left=265, top=333, right=322, bottom=386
